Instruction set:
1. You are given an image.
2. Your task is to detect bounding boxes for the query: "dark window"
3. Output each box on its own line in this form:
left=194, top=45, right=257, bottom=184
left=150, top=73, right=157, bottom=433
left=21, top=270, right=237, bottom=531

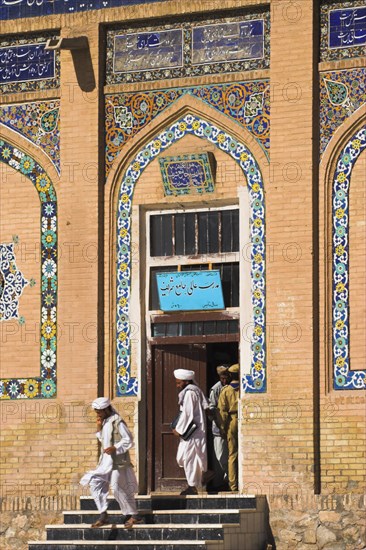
left=151, top=319, right=239, bottom=337
left=150, top=209, right=239, bottom=256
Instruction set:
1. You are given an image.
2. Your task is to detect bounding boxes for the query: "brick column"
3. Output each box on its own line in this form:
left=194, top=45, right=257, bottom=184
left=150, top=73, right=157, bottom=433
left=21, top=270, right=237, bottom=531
left=242, top=0, right=318, bottom=495
left=57, top=20, right=103, bottom=401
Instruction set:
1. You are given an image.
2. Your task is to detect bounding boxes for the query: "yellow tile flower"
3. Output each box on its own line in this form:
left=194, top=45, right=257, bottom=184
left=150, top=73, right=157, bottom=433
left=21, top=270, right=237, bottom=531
left=335, top=208, right=345, bottom=219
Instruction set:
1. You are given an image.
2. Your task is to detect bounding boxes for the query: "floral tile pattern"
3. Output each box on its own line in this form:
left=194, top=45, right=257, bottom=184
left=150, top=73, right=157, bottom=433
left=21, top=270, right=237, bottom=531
left=0, top=140, right=57, bottom=400
left=116, top=114, right=266, bottom=395
left=320, top=1, right=366, bottom=62
left=106, top=10, right=270, bottom=85
left=0, top=101, right=60, bottom=174
left=0, top=33, right=60, bottom=94
left=106, top=80, right=270, bottom=175
left=320, top=68, right=366, bottom=156
left=332, top=127, right=366, bottom=390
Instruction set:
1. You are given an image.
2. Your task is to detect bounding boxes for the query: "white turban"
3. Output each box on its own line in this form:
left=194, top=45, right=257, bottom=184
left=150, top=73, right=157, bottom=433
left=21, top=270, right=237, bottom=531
left=92, top=397, right=111, bottom=410
left=174, top=369, right=195, bottom=381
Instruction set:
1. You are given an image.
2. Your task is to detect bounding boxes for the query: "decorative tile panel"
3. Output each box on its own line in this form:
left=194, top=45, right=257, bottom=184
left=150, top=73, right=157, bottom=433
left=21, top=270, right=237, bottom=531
left=0, top=243, right=29, bottom=322
left=105, top=80, right=270, bottom=175
left=332, top=127, right=366, bottom=390
left=106, top=10, right=270, bottom=84
left=0, top=140, right=58, bottom=400
left=0, top=34, right=60, bottom=94
left=0, top=0, right=169, bottom=20
left=159, top=152, right=216, bottom=196
left=0, top=101, right=60, bottom=173
left=115, top=114, right=266, bottom=396
left=320, top=68, right=366, bottom=156
left=320, top=1, right=366, bottom=61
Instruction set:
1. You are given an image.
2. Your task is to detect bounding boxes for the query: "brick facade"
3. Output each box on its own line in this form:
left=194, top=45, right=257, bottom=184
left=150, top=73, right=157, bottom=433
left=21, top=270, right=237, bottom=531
left=0, top=1, right=365, bottom=548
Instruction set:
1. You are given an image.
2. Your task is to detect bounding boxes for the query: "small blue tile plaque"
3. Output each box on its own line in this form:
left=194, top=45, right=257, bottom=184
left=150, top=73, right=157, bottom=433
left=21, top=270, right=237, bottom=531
left=156, top=270, right=225, bottom=312
left=159, top=153, right=216, bottom=196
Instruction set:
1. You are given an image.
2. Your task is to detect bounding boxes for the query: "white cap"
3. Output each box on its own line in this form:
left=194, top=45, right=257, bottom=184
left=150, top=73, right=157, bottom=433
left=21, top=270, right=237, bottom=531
left=174, top=369, right=195, bottom=381
left=92, top=397, right=111, bottom=410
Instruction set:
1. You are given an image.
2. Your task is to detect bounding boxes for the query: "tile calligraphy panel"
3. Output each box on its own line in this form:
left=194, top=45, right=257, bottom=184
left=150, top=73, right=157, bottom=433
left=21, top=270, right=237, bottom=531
left=0, top=34, right=60, bottom=94
left=106, top=10, right=270, bottom=84
left=0, top=0, right=168, bottom=21
left=320, top=1, right=366, bottom=61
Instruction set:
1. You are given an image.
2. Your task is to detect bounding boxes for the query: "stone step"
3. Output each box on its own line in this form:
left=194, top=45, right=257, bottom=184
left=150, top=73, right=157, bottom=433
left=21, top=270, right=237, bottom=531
left=63, top=509, right=240, bottom=525
left=29, top=542, right=209, bottom=550
left=45, top=523, right=234, bottom=542
left=80, top=494, right=256, bottom=511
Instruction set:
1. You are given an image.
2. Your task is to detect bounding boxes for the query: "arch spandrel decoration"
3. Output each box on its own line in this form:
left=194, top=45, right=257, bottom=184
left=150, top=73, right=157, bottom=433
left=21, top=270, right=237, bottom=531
left=115, top=113, right=266, bottom=396
left=332, top=127, right=366, bottom=390
left=0, top=139, right=57, bottom=400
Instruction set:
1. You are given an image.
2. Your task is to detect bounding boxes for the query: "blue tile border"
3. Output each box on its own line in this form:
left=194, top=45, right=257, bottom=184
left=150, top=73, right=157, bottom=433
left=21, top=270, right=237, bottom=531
left=332, top=127, right=366, bottom=390
left=0, top=139, right=58, bottom=400
left=115, top=114, right=266, bottom=396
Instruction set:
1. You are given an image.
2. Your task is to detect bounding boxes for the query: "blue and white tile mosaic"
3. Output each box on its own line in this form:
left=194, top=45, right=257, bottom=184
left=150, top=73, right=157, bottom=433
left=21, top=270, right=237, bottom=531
left=159, top=153, right=216, bottom=196
left=332, top=127, right=366, bottom=390
left=106, top=81, right=270, bottom=176
left=116, top=114, right=266, bottom=396
left=106, top=10, right=270, bottom=85
left=320, top=68, right=366, bottom=156
left=0, top=0, right=168, bottom=20
left=0, top=243, right=29, bottom=322
left=0, top=139, right=58, bottom=400
left=320, top=1, right=366, bottom=61
left=0, top=34, right=60, bottom=94
left=0, top=101, right=60, bottom=174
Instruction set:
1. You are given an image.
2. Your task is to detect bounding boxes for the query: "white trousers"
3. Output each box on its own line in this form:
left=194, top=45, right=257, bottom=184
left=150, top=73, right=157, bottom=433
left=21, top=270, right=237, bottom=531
left=177, top=435, right=207, bottom=488
left=213, top=435, right=228, bottom=481
left=89, top=467, right=138, bottom=516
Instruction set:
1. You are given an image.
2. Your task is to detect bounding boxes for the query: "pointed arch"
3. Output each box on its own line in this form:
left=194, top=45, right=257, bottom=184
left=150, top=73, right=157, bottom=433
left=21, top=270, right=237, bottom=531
left=105, top=101, right=269, bottom=397
left=321, top=115, right=366, bottom=391
left=0, top=128, right=59, bottom=400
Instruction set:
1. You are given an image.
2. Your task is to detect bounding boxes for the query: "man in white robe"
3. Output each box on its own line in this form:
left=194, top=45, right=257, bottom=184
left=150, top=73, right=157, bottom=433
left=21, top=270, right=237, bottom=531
left=172, top=369, right=214, bottom=495
left=80, top=397, right=143, bottom=528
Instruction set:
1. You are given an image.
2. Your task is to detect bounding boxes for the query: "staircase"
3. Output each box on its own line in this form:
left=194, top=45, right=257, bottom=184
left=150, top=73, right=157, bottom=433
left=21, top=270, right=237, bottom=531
left=28, top=494, right=271, bottom=550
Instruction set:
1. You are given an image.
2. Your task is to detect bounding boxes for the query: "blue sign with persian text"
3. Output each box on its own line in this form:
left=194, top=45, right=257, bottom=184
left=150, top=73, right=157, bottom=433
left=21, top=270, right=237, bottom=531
left=0, top=43, right=54, bottom=83
left=192, top=19, right=264, bottom=65
left=114, top=29, right=183, bottom=73
left=0, top=0, right=167, bottom=21
left=156, top=270, right=225, bottom=312
left=329, top=7, right=366, bottom=48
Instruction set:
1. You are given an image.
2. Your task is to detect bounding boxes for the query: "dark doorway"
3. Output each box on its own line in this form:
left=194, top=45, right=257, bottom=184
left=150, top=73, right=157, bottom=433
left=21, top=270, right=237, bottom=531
left=148, top=342, right=238, bottom=493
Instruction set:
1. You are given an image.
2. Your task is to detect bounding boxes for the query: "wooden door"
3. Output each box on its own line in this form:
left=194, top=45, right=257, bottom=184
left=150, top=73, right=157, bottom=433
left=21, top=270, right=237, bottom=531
left=151, top=344, right=206, bottom=492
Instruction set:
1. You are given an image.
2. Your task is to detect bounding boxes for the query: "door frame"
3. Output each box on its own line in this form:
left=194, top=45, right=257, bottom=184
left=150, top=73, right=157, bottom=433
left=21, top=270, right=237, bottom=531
left=146, top=332, right=239, bottom=493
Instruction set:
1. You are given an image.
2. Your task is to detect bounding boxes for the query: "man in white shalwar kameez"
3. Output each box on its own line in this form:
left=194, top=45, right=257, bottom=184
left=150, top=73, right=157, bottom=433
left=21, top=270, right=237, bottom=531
left=172, top=369, right=214, bottom=495
left=80, top=397, right=143, bottom=528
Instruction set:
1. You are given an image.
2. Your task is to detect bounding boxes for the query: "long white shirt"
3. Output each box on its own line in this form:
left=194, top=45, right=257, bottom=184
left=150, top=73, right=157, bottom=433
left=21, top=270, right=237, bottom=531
left=80, top=413, right=134, bottom=485
left=175, top=384, right=209, bottom=487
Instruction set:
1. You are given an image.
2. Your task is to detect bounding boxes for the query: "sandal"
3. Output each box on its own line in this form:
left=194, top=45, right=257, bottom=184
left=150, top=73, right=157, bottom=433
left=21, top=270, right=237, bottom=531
left=124, top=515, right=143, bottom=529
left=91, top=512, right=109, bottom=528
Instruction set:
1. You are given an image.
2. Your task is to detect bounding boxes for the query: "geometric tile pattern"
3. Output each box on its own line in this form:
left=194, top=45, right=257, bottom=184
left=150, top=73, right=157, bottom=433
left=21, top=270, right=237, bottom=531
left=0, top=243, right=29, bottom=322
left=320, top=68, right=366, bottom=156
left=115, top=114, right=266, bottom=395
left=0, top=101, right=60, bottom=174
left=0, top=139, right=57, bottom=400
left=106, top=10, right=270, bottom=85
left=159, top=152, right=216, bottom=196
left=106, top=80, right=270, bottom=176
left=320, top=1, right=366, bottom=62
left=0, top=33, right=60, bottom=94
left=332, top=127, right=366, bottom=390
left=0, top=0, right=169, bottom=20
